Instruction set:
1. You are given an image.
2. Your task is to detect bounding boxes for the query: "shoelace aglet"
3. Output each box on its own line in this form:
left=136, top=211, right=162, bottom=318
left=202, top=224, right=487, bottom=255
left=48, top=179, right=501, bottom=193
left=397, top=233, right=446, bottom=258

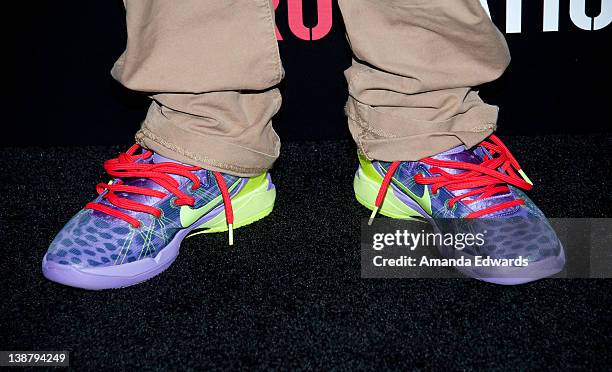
left=228, top=223, right=234, bottom=246
left=518, top=169, right=533, bottom=186
left=368, top=207, right=379, bottom=226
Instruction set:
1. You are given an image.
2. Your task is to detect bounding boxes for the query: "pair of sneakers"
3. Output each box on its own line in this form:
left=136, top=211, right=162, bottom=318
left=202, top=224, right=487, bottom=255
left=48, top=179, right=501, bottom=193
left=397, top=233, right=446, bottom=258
left=42, top=135, right=565, bottom=289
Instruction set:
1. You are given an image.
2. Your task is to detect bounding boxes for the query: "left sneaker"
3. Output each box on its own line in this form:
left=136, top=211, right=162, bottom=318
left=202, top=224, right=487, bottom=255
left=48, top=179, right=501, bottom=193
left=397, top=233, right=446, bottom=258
left=354, top=135, right=565, bottom=284
left=42, top=145, right=276, bottom=290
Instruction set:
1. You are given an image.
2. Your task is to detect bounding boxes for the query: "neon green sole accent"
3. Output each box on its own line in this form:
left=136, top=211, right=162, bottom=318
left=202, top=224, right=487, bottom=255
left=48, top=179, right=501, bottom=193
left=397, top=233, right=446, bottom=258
left=187, top=176, right=275, bottom=237
left=354, top=167, right=424, bottom=220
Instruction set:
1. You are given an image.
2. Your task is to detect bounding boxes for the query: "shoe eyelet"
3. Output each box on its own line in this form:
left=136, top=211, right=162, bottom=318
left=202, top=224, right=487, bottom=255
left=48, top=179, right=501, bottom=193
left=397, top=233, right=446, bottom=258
left=186, top=183, right=199, bottom=194
left=445, top=200, right=457, bottom=211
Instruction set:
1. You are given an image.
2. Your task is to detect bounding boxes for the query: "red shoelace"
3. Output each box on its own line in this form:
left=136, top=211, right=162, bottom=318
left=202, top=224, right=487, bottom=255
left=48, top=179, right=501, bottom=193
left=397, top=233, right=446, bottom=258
left=85, top=145, right=235, bottom=244
left=371, top=135, right=533, bottom=222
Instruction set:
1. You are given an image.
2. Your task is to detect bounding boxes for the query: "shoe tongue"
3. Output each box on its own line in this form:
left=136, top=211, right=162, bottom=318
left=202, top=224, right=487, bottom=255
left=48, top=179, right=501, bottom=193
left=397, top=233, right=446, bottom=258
left=138, top=151, right=191, bottom=184
left=150, top=152, right=183, bottom=165
left=430, top=145, right=484, bottom=174
left=97, top=151, right=191, bottom=214
left=428, top=144, right=518, bottom=215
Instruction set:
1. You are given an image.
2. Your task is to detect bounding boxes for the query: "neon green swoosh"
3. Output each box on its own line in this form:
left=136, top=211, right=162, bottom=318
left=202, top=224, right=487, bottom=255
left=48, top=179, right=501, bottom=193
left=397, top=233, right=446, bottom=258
left=179, top=181, right=239, bottom=228
left=391, top=176, right=433, bottom=216
left=357, top=152, right=433, bottom=216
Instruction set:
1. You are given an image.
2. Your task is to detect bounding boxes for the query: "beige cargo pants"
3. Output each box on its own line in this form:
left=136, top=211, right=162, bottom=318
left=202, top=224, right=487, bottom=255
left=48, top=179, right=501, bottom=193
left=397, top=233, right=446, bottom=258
left=112, top=0, right=510, bottom=176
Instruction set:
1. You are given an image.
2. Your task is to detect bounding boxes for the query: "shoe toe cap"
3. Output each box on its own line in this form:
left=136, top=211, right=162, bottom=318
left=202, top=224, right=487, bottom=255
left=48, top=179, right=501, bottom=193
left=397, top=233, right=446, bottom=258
left=44, top=210, right=134, bottom=270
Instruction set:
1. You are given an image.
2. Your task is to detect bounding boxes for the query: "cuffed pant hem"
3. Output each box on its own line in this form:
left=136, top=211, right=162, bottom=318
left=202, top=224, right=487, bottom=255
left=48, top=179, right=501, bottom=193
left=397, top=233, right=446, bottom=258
left=346, top=99, right=497, bottom=161
left=135, top=122, right=278, bottom=178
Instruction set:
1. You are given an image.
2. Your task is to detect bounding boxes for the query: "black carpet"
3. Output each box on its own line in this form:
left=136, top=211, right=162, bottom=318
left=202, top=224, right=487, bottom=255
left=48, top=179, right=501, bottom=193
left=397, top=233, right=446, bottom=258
left=1, top=135, right=611, bottom=370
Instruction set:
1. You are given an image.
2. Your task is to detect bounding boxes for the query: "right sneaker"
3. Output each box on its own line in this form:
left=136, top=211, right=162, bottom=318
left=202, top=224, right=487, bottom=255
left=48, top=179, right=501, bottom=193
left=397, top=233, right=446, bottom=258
left=42, top=145, right=276, bottom=290
left=354, top=135, right=565, bottom=285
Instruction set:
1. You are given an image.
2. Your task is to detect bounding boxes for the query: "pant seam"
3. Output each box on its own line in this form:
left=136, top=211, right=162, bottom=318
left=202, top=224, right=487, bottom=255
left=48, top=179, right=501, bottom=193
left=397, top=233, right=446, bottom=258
left=346, top=104, right=392, bottom=160
left=346, top=103, right=398, bottom=138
